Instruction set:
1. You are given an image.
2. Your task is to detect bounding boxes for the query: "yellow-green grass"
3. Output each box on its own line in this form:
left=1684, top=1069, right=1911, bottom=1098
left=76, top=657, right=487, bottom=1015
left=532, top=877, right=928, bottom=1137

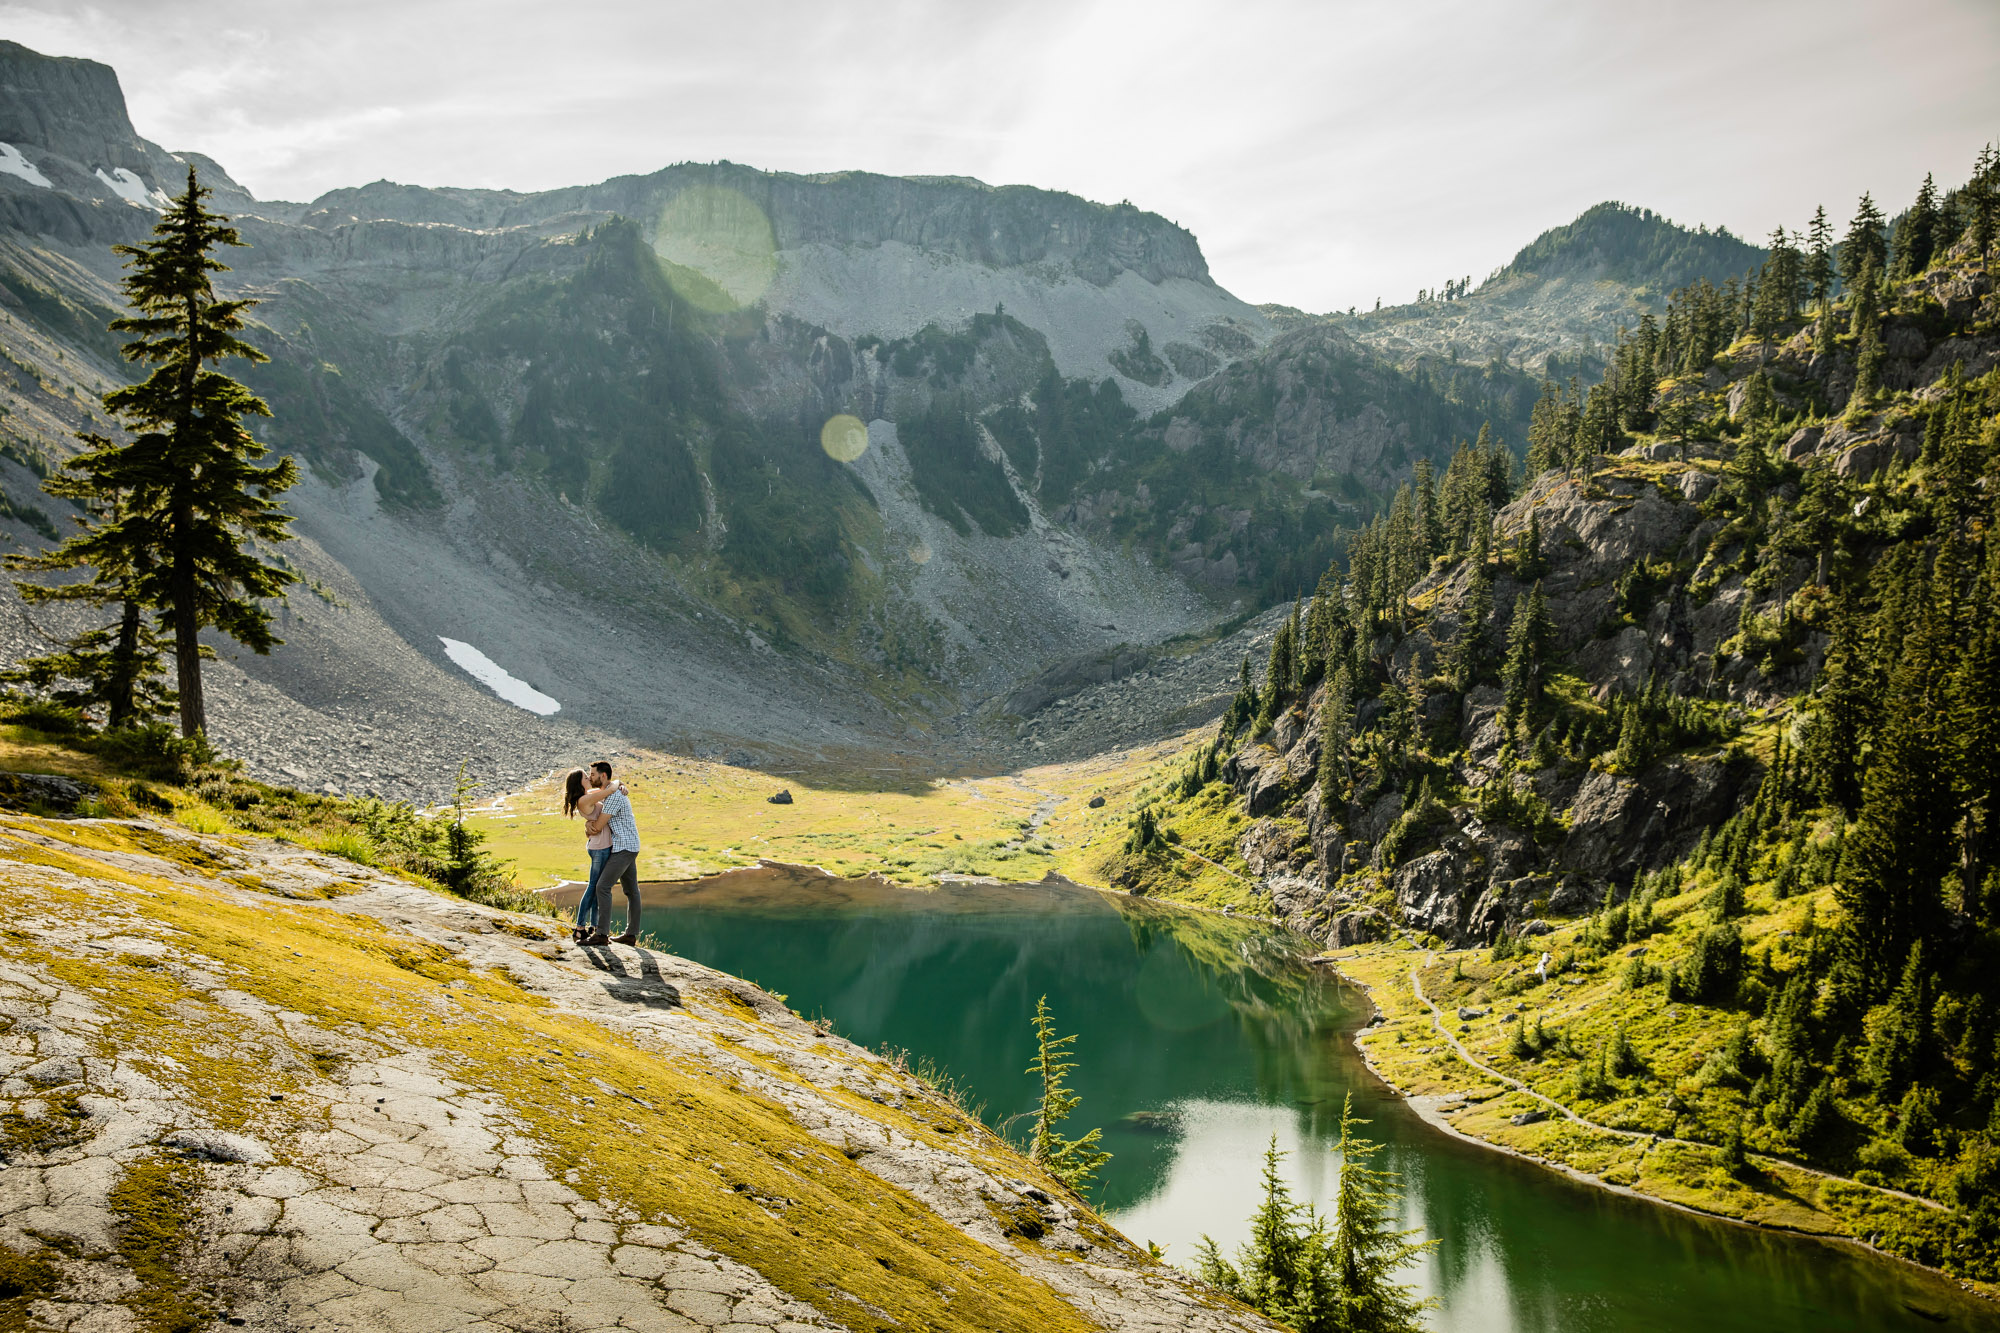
left=470, top=731, right=1216, bottom=890
left=1331, top=871, right=1978, bottom=1289
left=0, top=813, right=1111, bottom=1332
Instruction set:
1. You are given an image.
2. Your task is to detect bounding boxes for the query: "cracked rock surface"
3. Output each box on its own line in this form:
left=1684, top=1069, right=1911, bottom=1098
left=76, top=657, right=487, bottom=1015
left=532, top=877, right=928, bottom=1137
left=0, top=812, right=1273, bottom=1332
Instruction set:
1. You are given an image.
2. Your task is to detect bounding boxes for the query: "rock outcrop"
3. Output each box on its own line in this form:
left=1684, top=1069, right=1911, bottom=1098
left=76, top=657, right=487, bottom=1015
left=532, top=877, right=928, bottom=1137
left=0, top=811, right=1274, bottom=1332
left=1200, top=451, right=1788, bottom=947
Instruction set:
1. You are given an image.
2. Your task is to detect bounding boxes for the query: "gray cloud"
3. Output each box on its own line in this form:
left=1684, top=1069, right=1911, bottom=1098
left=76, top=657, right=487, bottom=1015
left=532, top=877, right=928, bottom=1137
left=3, top=0, right=1994, bottom=311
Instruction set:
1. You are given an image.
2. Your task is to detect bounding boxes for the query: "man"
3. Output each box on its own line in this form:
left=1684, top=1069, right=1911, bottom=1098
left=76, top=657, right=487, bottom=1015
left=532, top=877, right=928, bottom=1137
left=586, top=760, right=642, bottom=946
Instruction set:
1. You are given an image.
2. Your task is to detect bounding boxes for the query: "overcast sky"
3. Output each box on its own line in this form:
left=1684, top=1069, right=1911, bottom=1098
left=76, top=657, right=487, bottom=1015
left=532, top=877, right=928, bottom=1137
left=6, top=0, right=1996, bottom=312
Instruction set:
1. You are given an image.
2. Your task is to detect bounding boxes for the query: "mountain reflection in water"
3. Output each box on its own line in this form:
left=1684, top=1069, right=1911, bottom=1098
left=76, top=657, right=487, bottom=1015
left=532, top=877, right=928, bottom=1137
left=633, top=865, right=1993, bottom=1333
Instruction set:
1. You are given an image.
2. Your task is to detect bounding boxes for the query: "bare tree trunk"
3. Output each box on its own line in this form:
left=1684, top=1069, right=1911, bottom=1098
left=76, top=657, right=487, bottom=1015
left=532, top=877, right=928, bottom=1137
left=107, top=596, right=140, bottom=729
left=172, top=508, right=203, bottom=738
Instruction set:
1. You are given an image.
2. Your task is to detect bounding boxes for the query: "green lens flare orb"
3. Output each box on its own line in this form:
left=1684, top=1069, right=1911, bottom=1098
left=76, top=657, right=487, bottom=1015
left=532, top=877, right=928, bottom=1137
left=820, top=414, right=869, bottom=462
left=652, top=184, right=778, bottom=313
left=908, top=540, right=933, bottom=565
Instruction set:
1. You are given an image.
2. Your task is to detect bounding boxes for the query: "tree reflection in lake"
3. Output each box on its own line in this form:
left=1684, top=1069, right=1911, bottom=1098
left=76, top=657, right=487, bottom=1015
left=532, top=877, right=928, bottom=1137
left=636, top=866, right=1993, bottom=1332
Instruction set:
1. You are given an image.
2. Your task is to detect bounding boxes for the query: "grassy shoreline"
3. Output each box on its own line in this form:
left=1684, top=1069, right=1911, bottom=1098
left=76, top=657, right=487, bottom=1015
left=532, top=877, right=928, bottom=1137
left=1323, top=935, right=1996, bottom=1303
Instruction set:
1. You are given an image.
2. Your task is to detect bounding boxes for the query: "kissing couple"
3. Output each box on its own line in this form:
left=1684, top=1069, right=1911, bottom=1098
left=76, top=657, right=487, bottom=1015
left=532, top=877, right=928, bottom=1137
left=562, top=760, right=642, bottom=946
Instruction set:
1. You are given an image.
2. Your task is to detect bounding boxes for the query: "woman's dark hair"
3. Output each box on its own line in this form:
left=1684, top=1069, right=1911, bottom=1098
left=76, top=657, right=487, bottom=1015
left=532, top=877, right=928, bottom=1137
left=563, top=769, right=587, bottom=817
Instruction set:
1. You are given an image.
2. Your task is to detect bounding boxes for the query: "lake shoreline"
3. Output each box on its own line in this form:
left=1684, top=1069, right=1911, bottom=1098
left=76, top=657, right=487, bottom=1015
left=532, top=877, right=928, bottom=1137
left=1321, top=947, right=1997, bottom=1309
left=537, top=857, right=1276, bottom=927
left=546, top=860, right=1991, bottom=1306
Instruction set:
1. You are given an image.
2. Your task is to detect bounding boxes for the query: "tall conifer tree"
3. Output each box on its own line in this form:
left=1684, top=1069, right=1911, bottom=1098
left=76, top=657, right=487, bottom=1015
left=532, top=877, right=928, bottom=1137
left=79, top=168, right=298, bottom=737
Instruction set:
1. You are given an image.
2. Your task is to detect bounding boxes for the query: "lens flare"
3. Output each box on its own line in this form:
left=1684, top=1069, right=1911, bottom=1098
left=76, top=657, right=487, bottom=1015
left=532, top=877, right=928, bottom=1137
left=820, top=414, right=869, bottom=462
left=652, top=184, right=778, bottom=313
left=908, top=541, right=933, bottom=565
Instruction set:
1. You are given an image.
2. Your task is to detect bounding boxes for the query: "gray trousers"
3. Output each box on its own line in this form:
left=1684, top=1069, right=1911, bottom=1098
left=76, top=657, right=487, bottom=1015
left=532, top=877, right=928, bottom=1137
left=590, top=850, right=640, bottom=936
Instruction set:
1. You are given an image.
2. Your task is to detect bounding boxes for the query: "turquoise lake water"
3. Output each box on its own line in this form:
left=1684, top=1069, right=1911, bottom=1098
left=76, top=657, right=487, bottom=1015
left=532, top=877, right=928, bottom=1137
left=624, top=866, right=1995, bottom=1331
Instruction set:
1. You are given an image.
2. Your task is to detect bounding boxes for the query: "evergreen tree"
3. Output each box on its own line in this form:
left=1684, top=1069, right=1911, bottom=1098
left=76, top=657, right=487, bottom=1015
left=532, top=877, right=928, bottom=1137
left=1839, top=192, right=1888, bottom=293
left=1327, top=1096, right=1435, bottom=1333
left=1806, top=205, right=1835, bottom=311
left=4, top=492, right=175, bottom=727
left=1836, top=579, right=1959, bottom=999
left=1499, top=582, right=1555, bottom=725
left=1751, top=227, right=1801, bottom=340
left=1319, top=664, right=1355, bottom=803
left=1479, top=423, right=1514, bottom=506
left=1413, top=457, right=1441, bottom=561
left=1514, top=510, right=1548, bottom=580
left=1524, top=380, right=1563, bottom=478
left=1846, top=254, right=1886, bottom=414
left=1736, top=370, right=1777, bottom=424
left=1025, top=995, right=1111, bottom=1195
left=1443, top=569, right=1492, bottom=693
left=1964, top=144, right=1998, bottom=261
left=1891, top=173, right=1942, bottom=277
left=1196, top=1106, right=1433, bottom=1333
left=1257, top=606, right=1301, bottom=733
left=76, top=168, right=299, bottom=737
left=1863, top=942, right=1934, bottom=1096
left=1957, top=531, right=2000, bottom=906
left=1801, top=593, right=1872, bottom=814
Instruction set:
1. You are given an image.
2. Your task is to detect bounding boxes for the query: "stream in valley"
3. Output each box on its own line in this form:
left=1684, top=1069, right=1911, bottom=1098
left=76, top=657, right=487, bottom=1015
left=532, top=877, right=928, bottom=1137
left=622, top=866, right=1993, bottom=1331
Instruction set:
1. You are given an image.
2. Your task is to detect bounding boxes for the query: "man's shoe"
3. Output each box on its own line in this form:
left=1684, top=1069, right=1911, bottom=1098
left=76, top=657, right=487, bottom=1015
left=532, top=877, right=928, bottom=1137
left=611, top=933, right=638, bottom=946
left=586, top=932, right=610, bottom=946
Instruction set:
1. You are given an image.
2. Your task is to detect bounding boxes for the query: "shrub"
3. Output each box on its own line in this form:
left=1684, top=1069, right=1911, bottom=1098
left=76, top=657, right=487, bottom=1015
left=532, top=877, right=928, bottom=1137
left=86, top=725, right=213, bottom=782
left=1, top=698, right=89, bottom=735
left=175, top=803, right=229, bottom=836
left=1856, top=1136, right=1915, bottom=1183
left=1608, top=1024, right=1642, bottom=1077
left=312, top=829, right=379, bottom=867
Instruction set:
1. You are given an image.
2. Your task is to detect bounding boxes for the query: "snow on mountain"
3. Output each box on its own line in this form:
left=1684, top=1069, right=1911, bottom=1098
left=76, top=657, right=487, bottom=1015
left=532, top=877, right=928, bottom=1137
left=0, top=142, right=49, bottom=187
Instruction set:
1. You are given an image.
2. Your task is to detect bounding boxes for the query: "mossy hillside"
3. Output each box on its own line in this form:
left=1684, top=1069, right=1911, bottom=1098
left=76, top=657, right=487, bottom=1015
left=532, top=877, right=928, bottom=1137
left=1330, top=864, right=1980, bottom=1288
left=0, top=813, right=1120, bottom=1332
left=1090, top=775, right=1262, bottom=910
left=468, top=731, right=1206, bottom=889
left=0, top=713, right=550, bottom=916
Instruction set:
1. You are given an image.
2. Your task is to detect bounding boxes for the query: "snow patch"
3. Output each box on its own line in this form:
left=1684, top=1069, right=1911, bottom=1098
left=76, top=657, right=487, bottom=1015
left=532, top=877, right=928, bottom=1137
left=0, top=144, right=49, bottom=188
left=438, top=637, right=560, bottom=715
left=94, top=167, right=169, bottom=210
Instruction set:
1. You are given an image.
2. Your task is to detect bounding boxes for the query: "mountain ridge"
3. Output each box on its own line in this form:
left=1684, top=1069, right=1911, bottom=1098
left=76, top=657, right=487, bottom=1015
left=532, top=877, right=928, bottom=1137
left=0, top=38, right=1796, bottom=806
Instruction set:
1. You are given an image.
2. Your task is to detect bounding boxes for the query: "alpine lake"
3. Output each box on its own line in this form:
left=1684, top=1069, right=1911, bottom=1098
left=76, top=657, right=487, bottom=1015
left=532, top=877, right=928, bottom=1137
left=598, top=866, right=1996, bottom=1331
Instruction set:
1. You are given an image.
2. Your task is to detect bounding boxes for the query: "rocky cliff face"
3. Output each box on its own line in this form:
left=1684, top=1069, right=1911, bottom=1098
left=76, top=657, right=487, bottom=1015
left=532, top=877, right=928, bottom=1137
left=1213, top=459, right=1762, bottom=947
left=1166, top=235, right=2000, bottom=951
left=0, top=40, right=253, bottom=214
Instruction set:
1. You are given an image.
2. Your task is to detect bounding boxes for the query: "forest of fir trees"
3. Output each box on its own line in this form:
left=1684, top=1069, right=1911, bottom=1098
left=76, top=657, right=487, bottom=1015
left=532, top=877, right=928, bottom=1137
left=1172, top=139, right=2000, bottom=1277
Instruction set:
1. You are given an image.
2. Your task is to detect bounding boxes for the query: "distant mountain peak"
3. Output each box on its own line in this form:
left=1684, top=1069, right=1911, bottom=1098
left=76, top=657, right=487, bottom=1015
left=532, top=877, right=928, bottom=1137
left=1493, top=200, right=1768, bottom=295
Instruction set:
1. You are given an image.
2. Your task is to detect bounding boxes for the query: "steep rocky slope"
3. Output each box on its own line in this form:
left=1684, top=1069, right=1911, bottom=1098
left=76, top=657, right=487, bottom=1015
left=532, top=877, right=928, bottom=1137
left=0, top=40, right=1620, bottom=794
left=1105, top=208, right=2000, bottom=1283
left=1138, top=230, right=1996, bottom=950
left=0, top=806, right=1273, bottom=1332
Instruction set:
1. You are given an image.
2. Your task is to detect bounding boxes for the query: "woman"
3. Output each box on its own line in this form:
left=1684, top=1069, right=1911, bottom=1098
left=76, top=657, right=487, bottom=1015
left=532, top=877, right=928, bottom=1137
left=563, top=768, right=613, bottom=942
